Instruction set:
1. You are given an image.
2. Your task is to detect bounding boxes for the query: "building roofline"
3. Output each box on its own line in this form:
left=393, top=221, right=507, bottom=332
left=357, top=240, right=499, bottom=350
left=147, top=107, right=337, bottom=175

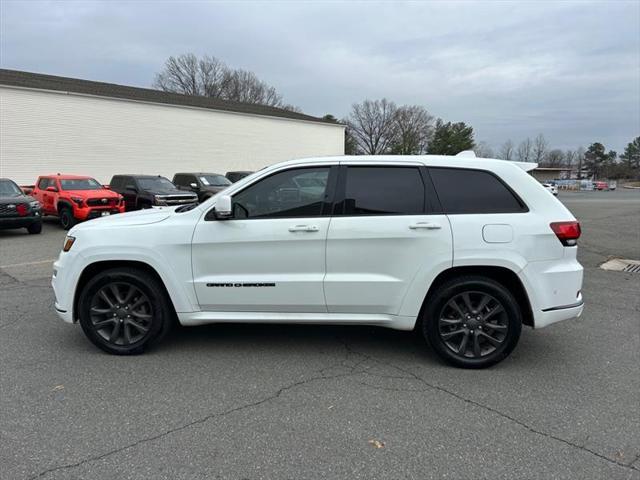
left=0, top=68, right=343, bottom=126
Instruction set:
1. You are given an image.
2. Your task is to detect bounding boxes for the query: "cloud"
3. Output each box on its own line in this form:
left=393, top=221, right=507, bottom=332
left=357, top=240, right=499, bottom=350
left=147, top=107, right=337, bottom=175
left=1, top=0, right=638, bottom=151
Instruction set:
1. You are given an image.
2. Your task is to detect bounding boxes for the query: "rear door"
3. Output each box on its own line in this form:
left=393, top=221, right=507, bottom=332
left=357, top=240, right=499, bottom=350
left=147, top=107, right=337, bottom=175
left=324, top=164, right=453, bottom=315
left=37, top=177, right=57, bottom=214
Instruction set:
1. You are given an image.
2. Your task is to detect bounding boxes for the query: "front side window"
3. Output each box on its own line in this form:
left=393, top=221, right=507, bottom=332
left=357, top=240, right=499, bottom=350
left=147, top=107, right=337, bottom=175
left=429, top=168, right=526, bottom=214
left=59, top=178, right=102, bottom=190
left=232, top=167, right=330, bottom=219
left=38, top=178, right=53, bottom=189
left=341, top=167, right=425, bottom=215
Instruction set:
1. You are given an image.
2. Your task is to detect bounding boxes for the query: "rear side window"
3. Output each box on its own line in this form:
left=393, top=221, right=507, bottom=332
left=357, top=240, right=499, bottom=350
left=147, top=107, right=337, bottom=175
left=340, top=167, right=425, bottom=215
left=110, top=176, right=122, bottom=189
left=429, top=168, right=526, bottom=214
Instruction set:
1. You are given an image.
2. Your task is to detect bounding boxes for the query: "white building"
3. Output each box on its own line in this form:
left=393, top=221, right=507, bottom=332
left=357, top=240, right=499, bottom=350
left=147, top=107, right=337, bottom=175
left=0, top=69, right=345, bottom=185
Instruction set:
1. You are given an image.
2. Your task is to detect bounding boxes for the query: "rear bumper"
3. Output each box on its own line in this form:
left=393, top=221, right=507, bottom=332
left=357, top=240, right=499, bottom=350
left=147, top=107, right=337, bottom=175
left=535, top=296, right=584, bottom=328
left=519, top=253, right=584, bottom=329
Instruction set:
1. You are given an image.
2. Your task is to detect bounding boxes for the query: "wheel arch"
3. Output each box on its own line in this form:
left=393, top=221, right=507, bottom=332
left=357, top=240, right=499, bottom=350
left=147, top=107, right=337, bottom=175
left=57, top=199, right=74, bottom=213
left=417, top=265, right=534, bottom=328
left=73, top=260, right=177, bottom=323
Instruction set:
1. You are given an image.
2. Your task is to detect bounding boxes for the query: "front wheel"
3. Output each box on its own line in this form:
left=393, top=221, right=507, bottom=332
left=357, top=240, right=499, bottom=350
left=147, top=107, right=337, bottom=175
left=59, top=207, right=77, bottom=230
left=422, top=276, right=522, bottom=368
left=27, top=221, right=42, bottom=234
left=78, top=267, right=173, bottom=355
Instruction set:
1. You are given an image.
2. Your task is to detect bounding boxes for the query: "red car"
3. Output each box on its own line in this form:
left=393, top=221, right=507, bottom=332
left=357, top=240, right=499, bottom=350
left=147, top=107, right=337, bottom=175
left=593, top=181, right=609, bottom=191
left=31, top=174, right=125, bottom=229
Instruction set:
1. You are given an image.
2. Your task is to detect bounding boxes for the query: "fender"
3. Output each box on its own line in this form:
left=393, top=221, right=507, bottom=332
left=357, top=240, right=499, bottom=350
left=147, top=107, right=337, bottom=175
left=57, top=199, right=74, bottom=214
left=77, top=247, right=199, bottom=314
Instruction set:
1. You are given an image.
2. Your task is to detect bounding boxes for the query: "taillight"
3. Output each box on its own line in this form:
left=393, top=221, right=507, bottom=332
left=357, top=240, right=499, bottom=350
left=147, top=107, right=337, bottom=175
left=550, top=221, right=581, bottom=246
left=16, top=203, right=28, bottom=216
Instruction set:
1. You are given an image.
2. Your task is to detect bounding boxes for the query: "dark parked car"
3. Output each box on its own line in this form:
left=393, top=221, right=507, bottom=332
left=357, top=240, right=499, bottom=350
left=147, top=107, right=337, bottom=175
left=172, top=172, right=231, bottom=202
left=225, top=171, right=253, bottom=183
left=0, top=178, right=42, bottom=234
left=109, top=175, right=198, bottom=211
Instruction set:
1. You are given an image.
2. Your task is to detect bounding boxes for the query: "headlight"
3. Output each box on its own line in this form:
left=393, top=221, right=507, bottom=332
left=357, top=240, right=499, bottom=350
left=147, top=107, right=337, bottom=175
left=71, top=197, right=84, bottom=206
left=62, top=235, right=76, bottom=252
left=154, top=195, right=167, bottom=206
left=29, top=200, right=41, bottom=209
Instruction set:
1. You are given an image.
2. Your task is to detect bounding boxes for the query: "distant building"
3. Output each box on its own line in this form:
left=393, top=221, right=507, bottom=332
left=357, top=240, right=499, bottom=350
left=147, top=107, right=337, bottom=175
left=531, top=167, right=572, bottom=182
left=0, top=69, right=345, bottom=185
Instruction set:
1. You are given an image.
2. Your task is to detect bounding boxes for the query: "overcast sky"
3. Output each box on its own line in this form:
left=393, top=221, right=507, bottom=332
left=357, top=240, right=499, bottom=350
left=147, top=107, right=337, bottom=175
left=1, top=0, right=639, bottom=153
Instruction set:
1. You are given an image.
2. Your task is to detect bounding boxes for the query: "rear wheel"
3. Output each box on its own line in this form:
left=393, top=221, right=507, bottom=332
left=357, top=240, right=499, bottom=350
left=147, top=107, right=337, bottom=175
left=422, top=276, right=522, bottom=368
left=27, top=221, right=42, bottom=234
left=78, top=267, right=173, bottom=355
left=59, top=207, right=77, bottom=230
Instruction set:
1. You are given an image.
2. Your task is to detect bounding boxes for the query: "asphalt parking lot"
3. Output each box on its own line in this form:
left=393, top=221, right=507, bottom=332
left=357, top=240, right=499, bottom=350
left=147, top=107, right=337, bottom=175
left=1, top=189, right=639, bottom=480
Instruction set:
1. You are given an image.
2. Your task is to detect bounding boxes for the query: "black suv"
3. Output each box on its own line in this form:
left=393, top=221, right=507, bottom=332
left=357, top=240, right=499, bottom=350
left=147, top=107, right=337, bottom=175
left=0, top=178, right=42, bottom=234
left=109, top=175, right=198, bottom=211
left=225, top=171, right=253, bottom=183
left=172, top=172, right=232, bottom=202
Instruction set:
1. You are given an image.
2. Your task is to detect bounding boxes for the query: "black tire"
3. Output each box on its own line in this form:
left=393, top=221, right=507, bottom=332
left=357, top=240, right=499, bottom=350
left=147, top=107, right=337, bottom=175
left=59, top=207, right=77, bottom=230
left=78, top=267, right=173, bottom=355
left=421, top=276, right=522, bottom=369
left=27, top=221, right=42, bottom=234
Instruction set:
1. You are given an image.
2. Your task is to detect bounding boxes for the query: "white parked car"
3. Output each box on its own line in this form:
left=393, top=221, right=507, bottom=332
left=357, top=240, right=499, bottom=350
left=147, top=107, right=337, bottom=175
left=542, top=182, right=558, bottom=195
left=52, top=154, right=584, bottom=368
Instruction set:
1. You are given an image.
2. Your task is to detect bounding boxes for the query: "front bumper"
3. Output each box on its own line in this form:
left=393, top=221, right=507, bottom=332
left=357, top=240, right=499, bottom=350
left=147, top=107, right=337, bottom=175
left=0, top=213, right=41, bottom=229
left=52, top=250, right=83, bottom=324
left=74, top=206, right=125, bottom=221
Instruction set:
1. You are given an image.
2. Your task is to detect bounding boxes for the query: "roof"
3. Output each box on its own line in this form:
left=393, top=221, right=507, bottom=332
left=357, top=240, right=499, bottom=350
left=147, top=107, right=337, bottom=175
left=41, top=174, right=97, bottom=179
left=533, top=167, right=572, bottom=171
left=0, top=69, right=342, bottom=126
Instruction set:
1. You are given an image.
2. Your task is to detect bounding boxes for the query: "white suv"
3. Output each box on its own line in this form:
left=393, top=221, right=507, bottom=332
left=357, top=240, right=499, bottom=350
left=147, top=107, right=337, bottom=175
left=52, top=155, right=584, bottom=368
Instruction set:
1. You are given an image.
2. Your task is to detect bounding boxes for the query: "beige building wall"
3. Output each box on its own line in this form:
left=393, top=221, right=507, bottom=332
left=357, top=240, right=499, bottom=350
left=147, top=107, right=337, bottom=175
left=0, top=86, right=345, bottom=185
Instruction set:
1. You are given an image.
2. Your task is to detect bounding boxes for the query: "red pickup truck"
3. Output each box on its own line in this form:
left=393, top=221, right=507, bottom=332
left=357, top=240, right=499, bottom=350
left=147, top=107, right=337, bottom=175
left=31, top=174, right=125, bottom=229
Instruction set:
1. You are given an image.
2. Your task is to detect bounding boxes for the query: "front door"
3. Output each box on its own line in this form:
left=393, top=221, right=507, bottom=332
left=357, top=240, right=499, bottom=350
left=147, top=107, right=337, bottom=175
left=324, top=165, right=453, bottom=315
left=191, top=165, right=337, bottom=313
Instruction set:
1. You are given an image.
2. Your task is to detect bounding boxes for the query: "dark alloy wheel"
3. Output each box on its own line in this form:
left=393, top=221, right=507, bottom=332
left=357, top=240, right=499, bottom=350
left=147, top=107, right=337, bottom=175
left=78, top=267, right=173, bottom=355
left=422, top=276, right=522, bottom=368
left=59, top=207, right=76, bottom=230
left=438, top=291, right=508, bottom=359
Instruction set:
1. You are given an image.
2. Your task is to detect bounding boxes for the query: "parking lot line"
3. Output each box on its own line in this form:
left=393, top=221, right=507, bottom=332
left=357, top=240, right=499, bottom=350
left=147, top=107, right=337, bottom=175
left=0, top=259, right=56, bottom=269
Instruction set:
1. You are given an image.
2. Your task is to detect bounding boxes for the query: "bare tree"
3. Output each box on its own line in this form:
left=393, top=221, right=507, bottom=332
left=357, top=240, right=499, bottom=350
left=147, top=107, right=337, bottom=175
left=499, top=140, right=515, bottom=160
left=564, top=149, right=576, bottom=168
left=346, top=99, right=398, bottom=154
left=154, top=53, right=293, bottom=109
left=533, top=133, right=548, bottom=164
left=390, top=105, right=434, bottom=154
left=473, top=141, right=494, bottom=158
left=542, top=149, right=564, bottom=167
left=517, top=138, right=532, bottom=162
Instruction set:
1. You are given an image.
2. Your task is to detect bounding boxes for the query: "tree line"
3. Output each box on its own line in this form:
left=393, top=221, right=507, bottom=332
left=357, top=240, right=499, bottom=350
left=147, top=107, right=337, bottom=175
left=154, top=53, right=639, bottom=180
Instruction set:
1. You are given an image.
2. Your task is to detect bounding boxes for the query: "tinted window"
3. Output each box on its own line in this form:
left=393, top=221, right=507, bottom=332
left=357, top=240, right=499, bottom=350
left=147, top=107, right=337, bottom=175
left=233, top=167, right=330, bottom=219
left=110, top=176, right=122, bottom=189
left=173, top=174, right=186, bottom=186
left=199, top=174, right=231, bottom=187
left=429, top=168, right=526, bottom=214
left=342, top=167, right=425, bottom=215
left=38, top=178, right=53, bottom=189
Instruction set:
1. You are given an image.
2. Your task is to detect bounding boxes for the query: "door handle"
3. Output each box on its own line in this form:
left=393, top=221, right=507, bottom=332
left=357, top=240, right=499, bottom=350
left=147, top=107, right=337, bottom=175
left=288, top=225, right=319, bottom=232
left=409, top=222, right=441, bottom=230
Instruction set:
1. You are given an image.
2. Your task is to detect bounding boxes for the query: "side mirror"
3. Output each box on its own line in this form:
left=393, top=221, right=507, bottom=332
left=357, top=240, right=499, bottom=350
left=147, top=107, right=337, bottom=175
left=46, top=186, right=58, bottom=192
left=189, top=182, right=199, bottom=190
left=103, top=185, right=111, bottom=190
left=214, top=195, right=233, bottom=219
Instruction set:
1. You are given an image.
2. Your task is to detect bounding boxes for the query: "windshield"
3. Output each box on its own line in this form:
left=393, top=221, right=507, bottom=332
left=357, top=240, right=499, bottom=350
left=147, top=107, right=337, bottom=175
left=138, top=177, right=175, bottom=190
left=0, top=179, right=23, bottom=197
left=199, top=175, right=231, bottom=187
left=59, top=178, right=102, bottom=190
